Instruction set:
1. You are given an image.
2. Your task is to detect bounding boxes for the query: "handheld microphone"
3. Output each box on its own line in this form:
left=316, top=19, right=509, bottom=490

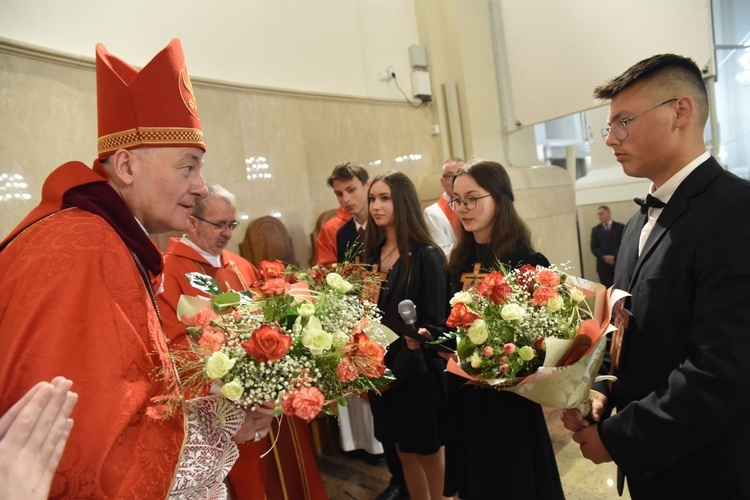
left=397, top=299, right=428, bottom=374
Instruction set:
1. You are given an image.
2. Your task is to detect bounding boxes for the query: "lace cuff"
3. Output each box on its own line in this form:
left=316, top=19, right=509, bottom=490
left=170, top=396, right=244, bottom=500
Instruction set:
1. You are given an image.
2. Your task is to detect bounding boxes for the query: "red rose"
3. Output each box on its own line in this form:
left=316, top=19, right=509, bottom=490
left=446, top=302, right=482, bottom=329
left=242, top=324, right=292, bottom=363
left=536, top=269, right=561, bottom=288
left=261, top=277, right=290, bottom=296
left=530, top=285, right=558, bottom=306
left=477, top=272, right=512, bottom=305
left=260, top=260, right=286, bottom=278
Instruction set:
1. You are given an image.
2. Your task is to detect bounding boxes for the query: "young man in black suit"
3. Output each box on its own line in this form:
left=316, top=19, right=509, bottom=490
left=563, top=54, right=750, bottom=499
left=590, top=205, right=624, bottom=287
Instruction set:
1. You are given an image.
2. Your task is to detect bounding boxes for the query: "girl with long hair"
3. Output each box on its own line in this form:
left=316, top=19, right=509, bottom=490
left=444, top=160, right=564, bottom=499
left=364, top=170, right=449, bottom=500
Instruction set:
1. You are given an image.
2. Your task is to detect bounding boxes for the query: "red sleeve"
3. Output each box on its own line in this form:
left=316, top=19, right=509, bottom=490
left=315, top=221, right=340, bottom=265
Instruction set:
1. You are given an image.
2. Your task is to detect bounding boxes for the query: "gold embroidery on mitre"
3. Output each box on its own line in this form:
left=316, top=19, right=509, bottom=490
left=179, top=65, right=200, bottom=119
left=98, top=127, right=205, bottom=156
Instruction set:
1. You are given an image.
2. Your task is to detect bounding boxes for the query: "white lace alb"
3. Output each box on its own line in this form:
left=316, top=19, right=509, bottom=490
left=169, top=396, right=245, bottom=500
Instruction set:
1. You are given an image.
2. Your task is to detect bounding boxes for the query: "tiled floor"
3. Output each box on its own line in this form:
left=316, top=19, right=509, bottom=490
left=318, top=408, right=629, bottom=499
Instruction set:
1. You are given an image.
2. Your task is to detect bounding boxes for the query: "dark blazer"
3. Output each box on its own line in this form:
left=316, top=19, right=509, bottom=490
left=366, top=241, right=449, bottom=454
left=368, top=241, right=448, bottom=369
left=336, top=218, right=362, bottom=263
left=599, top=157, right=750, bottom=499
left=590, top=220, right=625, bottom=287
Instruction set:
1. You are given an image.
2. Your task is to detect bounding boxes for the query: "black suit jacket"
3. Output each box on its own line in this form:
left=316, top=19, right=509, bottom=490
left=336, top=218, right=362, bottom=263
left=591, top=220, right=624, bottom=285
left=599, top=157, right=750, bottom=499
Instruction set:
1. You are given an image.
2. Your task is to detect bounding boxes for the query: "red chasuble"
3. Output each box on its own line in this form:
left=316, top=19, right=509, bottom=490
left=0, top=161, right=185, bottom=498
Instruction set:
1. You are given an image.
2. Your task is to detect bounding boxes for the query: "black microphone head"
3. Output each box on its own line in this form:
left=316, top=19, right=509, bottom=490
left=398, top=299, right=417, bottom=325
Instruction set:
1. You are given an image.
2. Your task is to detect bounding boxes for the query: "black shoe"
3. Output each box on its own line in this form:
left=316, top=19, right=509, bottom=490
left=375, top=483, right=409, bottom=500
left=363, top=452, right=386, bottom=467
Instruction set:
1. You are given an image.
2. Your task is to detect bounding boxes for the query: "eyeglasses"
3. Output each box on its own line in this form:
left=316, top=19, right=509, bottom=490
left=449, top=194, right=492, bottom=211
left=601, top=98, right=677, bottom=141
left=441, top=173, right=456, bottom=180
left=192, top=215, right=240, bottom=231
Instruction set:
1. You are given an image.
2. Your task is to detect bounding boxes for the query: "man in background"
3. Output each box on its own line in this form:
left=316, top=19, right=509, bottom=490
left=158, top=183, right=260, bottom=343
left=423, top=158, right=464, bottom=260
left=590, top=205, right=624, bottom=287
left=563, top=53, right=750, bottom=499
left=158, top=183, right=328, bottom=500
left=314, top=162, right=370, bottom=265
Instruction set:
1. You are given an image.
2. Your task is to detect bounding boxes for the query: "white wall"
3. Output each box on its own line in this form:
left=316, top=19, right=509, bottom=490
left=0, top=0, right=420, bottom=99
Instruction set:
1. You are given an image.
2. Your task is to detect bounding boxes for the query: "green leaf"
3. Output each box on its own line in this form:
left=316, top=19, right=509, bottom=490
left=212, top=291, right=242, bottom=311
left=273, top=405, right=283, bottom=418
left=185, top=273, right=222, bottom=296
left=457, top=336, right=476, bottom=360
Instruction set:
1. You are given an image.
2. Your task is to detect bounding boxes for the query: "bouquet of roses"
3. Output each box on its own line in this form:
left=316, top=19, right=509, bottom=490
left=445, top=264, right=624, bottom=411
left=175, top=260, right=395, bottom=421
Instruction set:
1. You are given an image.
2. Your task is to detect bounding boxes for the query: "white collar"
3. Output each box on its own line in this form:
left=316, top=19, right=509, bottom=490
left=650, top=151, right=710, bottom=203
left=180, top=235, right=222, bottom=268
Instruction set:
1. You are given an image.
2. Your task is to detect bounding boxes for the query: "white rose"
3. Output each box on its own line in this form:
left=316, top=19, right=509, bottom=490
left=302, top=328, right=333, bottom=355
left=500, top=303, right=525, bottom=322
left=518, top=345, right=536, bottom=362
left=470, top=352, right=483, bottom=368
left=298, top=303, right=316, bottom=318
left=546, top=295, right=564, bottom=313
left=326, top=273, right=353, bottom=293
left=220, top=379, right=244, bottom=401
left=332, top=330, right=349, bottom=349
left=205, top=351, right=236, bottom=379
left=570, top=288, right=585, bottom=303
left=450, top=291, right=473, bottom=307
left=467, top=319, right=488, bottom=345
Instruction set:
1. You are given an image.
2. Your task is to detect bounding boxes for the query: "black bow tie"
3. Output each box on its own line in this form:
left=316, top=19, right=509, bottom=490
left=634, top=194, right=666, bottom=215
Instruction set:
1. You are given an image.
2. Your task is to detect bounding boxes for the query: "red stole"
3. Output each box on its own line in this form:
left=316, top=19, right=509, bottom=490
left=437, top=195, right=461, bottom=236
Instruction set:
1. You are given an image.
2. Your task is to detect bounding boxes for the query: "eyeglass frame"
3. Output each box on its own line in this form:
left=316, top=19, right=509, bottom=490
left=600, top=98, right=678, bottom=141
left=191, top=214, right=240, bottom=231
left=449, top=194, right=492, bottom=211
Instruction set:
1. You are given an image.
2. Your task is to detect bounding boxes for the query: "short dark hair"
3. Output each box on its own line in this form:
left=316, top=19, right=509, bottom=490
left=598, top=205, right=611, bottom=212
left=593, top=54, right=708, bottom=123
left=327, top=162, right=369, bottom=187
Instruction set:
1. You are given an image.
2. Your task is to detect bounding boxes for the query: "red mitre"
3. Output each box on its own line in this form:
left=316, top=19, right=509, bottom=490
left=95, top=38, right=206, bottom=159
